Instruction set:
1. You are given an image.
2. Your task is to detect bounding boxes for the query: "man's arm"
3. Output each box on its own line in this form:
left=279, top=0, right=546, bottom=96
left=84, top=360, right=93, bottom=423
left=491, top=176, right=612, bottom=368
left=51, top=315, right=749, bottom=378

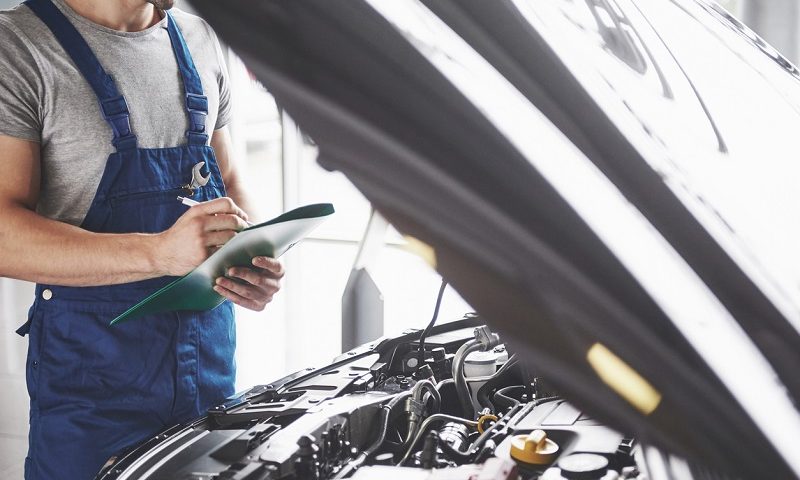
left=0, top=134, right=248, bottom=286
left=210, top=125, right=253, bottom=215
left=210, top=126, right=284, bottom=311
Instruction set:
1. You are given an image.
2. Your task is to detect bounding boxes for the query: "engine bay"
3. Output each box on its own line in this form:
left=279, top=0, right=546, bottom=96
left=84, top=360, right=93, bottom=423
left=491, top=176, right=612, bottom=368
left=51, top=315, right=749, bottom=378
left=97, top=317, right=647, bottom=480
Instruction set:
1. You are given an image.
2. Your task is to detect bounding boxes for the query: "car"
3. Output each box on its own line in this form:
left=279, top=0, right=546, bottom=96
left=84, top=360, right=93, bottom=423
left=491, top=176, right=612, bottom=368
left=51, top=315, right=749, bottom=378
left=96, top=0, right=800, bottom=478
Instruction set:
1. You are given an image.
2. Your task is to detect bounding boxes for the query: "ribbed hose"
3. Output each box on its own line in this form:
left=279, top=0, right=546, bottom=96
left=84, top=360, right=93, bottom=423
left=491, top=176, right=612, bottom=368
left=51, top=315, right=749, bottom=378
left=414, top=379, right=441, bottom=413
left=405, top=379, right=442, bottom=444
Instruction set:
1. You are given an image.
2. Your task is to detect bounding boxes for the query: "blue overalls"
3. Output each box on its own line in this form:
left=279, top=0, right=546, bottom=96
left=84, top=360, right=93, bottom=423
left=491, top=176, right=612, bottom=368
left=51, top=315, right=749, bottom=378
left=16, top=1, right=236, bottom=478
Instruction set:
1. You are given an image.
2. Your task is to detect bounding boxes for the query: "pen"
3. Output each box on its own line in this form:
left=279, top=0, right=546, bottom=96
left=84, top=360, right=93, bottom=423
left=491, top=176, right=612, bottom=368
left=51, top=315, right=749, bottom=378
left=177, top=196, right=254, bottom=226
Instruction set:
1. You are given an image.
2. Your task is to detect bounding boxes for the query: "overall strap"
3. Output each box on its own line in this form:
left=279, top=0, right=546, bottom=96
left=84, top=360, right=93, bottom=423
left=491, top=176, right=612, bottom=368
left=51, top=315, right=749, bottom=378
left=24, top=0, right=138, bottom=152
left=165, top=11, right=209, bottom=146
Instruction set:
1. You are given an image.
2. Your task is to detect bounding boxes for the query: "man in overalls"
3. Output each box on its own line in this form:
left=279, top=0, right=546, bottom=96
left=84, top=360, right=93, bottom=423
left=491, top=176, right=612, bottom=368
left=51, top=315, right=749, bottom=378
left=0, top=0, right=283, bottom=478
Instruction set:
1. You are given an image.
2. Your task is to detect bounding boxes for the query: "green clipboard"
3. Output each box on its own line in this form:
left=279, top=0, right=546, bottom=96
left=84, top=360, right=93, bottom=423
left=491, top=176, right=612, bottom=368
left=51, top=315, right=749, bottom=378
left=110, top=203, right=335, bottom=325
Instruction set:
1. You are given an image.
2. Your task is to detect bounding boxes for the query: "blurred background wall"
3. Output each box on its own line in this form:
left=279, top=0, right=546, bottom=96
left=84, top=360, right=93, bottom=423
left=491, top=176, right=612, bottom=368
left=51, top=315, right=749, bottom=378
left=0, top=0, right=795, bottom=478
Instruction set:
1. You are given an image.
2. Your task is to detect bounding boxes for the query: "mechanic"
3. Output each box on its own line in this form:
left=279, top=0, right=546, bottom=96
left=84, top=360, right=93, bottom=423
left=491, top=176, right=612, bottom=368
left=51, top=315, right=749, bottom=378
left=0, top=0, right=282, bottom=478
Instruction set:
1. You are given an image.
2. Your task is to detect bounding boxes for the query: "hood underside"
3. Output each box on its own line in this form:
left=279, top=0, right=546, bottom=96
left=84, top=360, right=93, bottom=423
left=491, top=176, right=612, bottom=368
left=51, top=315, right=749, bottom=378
left=187, top=0, right=800, bottom=477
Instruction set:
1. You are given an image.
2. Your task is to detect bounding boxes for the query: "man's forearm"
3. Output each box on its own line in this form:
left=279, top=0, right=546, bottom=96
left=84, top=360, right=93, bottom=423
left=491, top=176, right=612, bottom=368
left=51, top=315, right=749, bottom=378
left=225, top=179, right=254, bottom=221
left=210, top=126, right=258, bottom=221
left=0, top=201, right=162, bottom=286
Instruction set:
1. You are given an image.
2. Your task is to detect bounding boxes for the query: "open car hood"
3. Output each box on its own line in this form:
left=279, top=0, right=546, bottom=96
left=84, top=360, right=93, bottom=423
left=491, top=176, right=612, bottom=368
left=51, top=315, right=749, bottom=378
left=187, top=0, right=800, bottom=477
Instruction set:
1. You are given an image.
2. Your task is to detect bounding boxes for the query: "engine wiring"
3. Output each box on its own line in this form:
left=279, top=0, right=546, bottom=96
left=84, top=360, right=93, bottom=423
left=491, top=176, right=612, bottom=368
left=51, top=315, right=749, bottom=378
left=417, top=278, right=448, bottom=365
left=332, top=322, right=567, bottom=476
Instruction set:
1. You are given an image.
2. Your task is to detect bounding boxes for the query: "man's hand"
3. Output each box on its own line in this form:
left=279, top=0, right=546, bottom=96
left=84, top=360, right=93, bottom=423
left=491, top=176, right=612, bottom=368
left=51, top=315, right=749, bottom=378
left=208, top=127, right=282, bottom=311
left=156, top=197, right=249, bottom=276
left=213, top=256, right=284, bottom=311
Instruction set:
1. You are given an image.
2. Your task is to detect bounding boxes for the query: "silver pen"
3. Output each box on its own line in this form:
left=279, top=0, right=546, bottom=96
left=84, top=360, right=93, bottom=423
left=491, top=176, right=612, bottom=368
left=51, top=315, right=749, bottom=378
left=177, top=196, right=254, bottom=226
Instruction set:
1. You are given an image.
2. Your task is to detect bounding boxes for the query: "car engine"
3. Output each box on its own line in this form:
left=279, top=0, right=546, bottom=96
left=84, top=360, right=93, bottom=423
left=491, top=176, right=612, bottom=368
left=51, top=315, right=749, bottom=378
left=97, top=316, right=646, bottom=480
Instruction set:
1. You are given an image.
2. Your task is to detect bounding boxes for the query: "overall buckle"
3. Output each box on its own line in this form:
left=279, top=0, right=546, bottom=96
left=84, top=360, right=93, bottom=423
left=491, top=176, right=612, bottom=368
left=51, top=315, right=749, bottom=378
left=185, top=93, right=208, bottom=134
left=100, top=96, right=137, bottom=151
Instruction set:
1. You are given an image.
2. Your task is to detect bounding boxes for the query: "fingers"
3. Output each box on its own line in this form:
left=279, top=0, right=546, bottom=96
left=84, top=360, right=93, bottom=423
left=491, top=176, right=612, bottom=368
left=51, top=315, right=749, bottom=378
left=252, top=256, right=285, bottom=276
left=195, top=196, right=249, bottom=221
left=202, top=213, right=249, bottom=232
left=204, top=229, right=236, bottom=247
left=218, top=271, right=281, bottom=295
left=214, top=264, right=283, bottom=312
left=214, top=283, right=266, bottom=311
left=227, top=265, right=283, bottom=285
left=163, top=197, right=251, bottom=277
left=214, top=274, right=279, bottom=311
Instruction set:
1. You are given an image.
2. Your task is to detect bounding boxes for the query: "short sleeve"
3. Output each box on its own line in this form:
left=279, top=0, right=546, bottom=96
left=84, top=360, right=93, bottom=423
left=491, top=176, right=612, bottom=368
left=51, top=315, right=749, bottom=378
left=0, top=19, right=43, bottom=142
left=209, top=26, right=232, bottom=130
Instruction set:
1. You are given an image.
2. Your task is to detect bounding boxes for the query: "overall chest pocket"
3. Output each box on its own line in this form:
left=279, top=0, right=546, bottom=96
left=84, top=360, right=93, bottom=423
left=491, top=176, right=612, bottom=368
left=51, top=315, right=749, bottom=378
left=107, top=187, right=195, bottom=234
left=107, top=184, right=226, bottom=234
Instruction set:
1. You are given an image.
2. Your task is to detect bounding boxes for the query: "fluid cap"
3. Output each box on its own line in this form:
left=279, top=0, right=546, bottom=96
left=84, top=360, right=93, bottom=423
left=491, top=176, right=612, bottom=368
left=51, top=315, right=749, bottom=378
left=509, top=429, right=559, bottom=465
left=557, top=453, right=609, bottom=479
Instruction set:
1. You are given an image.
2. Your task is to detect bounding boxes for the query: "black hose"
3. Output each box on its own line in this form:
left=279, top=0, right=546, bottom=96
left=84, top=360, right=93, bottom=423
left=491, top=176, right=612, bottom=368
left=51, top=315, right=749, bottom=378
left=494, top=385, right=524, bottom=409
left=417, top=279, right=448, bottom=364
left=435, top=378, right=454, bottom=392
left=333, top=392, right=411, bottom=479
left=476, top=364, right=518, bottom=411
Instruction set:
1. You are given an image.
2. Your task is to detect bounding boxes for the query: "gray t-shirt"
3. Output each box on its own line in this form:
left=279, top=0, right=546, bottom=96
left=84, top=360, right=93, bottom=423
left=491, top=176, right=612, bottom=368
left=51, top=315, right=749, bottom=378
left=0, top=0, right=231, bottom=226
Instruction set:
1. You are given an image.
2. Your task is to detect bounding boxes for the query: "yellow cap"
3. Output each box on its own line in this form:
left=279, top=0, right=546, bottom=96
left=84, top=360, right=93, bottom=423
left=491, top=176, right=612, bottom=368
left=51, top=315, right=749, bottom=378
left=510, top=430, right=559, bottom=465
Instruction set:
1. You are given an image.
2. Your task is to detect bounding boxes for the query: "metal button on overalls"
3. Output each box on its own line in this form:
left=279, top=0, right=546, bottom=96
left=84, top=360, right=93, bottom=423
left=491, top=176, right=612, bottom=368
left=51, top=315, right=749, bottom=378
left=16, top=1, right=237, bottom=479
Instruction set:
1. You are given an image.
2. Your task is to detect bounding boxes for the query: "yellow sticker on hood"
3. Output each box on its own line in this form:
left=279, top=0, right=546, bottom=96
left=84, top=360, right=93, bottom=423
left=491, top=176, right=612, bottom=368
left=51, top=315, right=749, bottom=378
left=403, top=236, right=437, bottom=269
left=587, top=342, right=662, bottom=415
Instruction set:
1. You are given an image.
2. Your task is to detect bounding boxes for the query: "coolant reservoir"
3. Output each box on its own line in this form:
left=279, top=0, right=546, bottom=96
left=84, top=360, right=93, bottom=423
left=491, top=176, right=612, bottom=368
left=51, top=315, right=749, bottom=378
left=464, top=346, right=508, bottom=407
